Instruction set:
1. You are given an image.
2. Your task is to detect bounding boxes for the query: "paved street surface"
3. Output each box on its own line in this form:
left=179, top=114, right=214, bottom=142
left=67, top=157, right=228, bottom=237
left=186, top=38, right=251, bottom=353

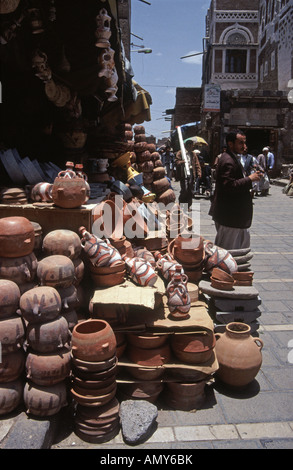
left=1, top=180, right=293, bottom=450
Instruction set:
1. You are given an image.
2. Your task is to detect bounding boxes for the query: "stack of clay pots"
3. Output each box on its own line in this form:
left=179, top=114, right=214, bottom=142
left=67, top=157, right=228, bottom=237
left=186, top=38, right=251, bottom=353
left=132, top=125, right=175, bottom=205
left=0, top=216, right=38, bottom=295
left=0, top=187, right=28, bottom=205
left=168, top=234, right=205, bottom=283
left=70, top=319, right=120, bottom=443
left=162, top=330, right=216, bottom=410
left=41, top=229, right=85, bottom=330
left=20, top=285, right=71, bottom=416
left=119, top=333, right=170, bottom=403
left=0, top=280, right=26, bottom=416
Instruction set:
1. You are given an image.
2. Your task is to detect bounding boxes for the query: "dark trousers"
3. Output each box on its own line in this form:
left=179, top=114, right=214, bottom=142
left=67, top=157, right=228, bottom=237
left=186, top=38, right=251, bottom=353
left=179, top=174, right=194, bottom=208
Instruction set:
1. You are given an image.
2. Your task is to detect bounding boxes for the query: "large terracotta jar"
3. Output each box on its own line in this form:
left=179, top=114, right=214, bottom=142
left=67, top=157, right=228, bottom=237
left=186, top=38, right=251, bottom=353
left=0, top=216, right=35, bottom=258
left=25, top=347, right=71, bottom=386
left=23, top=380, right=68, bottom=416
left=52, top=172, right=88, bottom=208
left=0, top=280, right=20, bottom=319
left=42, top=229, right=82, bottom=260
left=71, top=319, right=117, bottom=362
left=37, top=255, right=75, bottom=288
left=215, top=322, right=263, bottom=387
left=19, top=286, right=62, bottom=324
left=0, top=379, right=24, bottom=416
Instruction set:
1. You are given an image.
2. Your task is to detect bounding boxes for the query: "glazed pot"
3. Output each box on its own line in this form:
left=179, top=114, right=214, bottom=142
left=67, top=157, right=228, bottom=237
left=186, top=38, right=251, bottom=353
left=19, top=286, right=61, bottom=324
left=26, top=315, right=70, bottom=353
left=23, top=380, right=67, bottom=416
left=71, top=319, right=117, bottom=362
left=37, top=255, right=75, bottom=288
left=25, top=347, right=71, bottom=386
left=133, top=247, right=156, bottom=268
left=42, top=229, right=82, bottom=260
left=171, top=331, right=216, bottom=364
left=0, top=379, right=23, bottom=416
left=0, top=315, right=26, bottom=354
left=126, top=343, right=171, bottom=367
left=0, top=216, right=35, bottom=258
left=215, top=322, right=263, bottom=387
left=126, top=333, right=168, bottom=350
left=0, top=252, right=38, bottom=284
left=0, top=349, right=25, bottom=383
left=52, top=173, right=88, bottom=208
left=0, top=280, right=20, bottom=319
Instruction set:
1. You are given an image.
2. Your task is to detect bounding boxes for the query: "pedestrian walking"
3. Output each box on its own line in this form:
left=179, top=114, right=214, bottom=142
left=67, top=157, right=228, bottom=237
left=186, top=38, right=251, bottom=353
left=161, top=145, right=175, bottom=180
left=209, top=129, right=261, bottom=250
left=175, top=139, right=202, bottom=210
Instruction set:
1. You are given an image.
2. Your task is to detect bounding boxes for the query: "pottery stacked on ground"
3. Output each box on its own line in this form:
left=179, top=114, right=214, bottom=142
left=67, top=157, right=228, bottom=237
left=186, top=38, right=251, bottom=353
left=19, top=285, right=71, bottom=416
left=0, top=216, right=38, bottom=294
left=0, top=280, right=26, bottom=416
left=41, top=229, right=85, bottom=329
left=168, top=234, right=205, bottom=284
left=70, top=319, right=120, bottom=443
left=120, top=333, right=169, bottom=403
left=131, top=125, right=175, bottom=205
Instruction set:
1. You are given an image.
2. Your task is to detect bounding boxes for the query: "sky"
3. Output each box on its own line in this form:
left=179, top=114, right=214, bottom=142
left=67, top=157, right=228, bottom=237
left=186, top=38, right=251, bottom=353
left=130, top=0, right=211, bottom=140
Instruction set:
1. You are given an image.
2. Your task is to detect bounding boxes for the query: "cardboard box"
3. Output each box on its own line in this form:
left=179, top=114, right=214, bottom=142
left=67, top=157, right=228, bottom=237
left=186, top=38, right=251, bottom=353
left=0, top=202, right=97, bottom=236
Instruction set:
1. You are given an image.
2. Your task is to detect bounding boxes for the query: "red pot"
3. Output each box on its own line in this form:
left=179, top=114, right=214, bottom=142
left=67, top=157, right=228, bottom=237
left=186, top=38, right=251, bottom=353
left=19, top=286, right=62, bottom=324
left=25, top=347, right=71, bottom=386
left=126, top=343, right=171, bottom=367
left=42, top=229, right=82, bottom=260
left=170, top=331, right=216, bottom=364
left=0, top=216, right=35, bottom=258
left=37, top=255, right=75, bottom=288
left=0, top=280, right=20, bottom=319
left=71, top=319, right=117, bottom=362
left=23, top=380, right=68, bottom=416
left=0, top=349, right=25, bottom=383
left=126, top=333, right=168, bottom=350
left=26, top=315, right=70, bottom=353
left=0, top=379, right=23, bottom=416
left=0, top=315, right=26, bottom=354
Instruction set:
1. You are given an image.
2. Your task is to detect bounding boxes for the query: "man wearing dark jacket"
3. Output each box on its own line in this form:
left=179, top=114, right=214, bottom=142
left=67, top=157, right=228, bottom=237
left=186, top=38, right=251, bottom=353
left=209, top=129, right=261, bottom=250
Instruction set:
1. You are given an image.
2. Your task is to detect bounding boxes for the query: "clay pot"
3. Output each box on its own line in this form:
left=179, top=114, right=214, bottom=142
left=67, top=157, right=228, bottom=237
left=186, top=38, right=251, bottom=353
left=79, top=227, right=122, bottom=268
left=71, top=319, right=117, bottom=362
left=71, top=384, right=117, bottom=407
left=0, top=217, right=35, bottom=258
left=153, top=167, right=166, bottom=180
left=23, top=380, right=67, bottom=416
left=73, top=375, right=116, bottom=393
left=25, top=347, right=71, bottom=386
left=123, top=256, right=157, bottom=287
left=73, top=258, right=85, bottom=287
left=171, top=331, right=216, bottom=364
left=0, top=252, right=38, bottom=284
left=26, top=315, right=70, bottom=353
left=152, top=177, right=170, bottom=195
left=57, top=284, right=79, bottom=311
left=126, top=333, right=168, bottom=350
left=232, top=271, right=254, bottom=286
left=90, top=269, right=126, bottom=287
left=126, top=343, right=171, bottom=367
left=52, top=174, right=88, bottom=208
left=30, top=182, right=53, bottom=202
left=71, top=355, right=117, bottom=374
left=0, top=379, right=23, bottom=416
left=166, top=266, right=191, bottom=319
left=0, top=349, right=25, bottom=383
left=182, top=266, right=203, bottom=283
left=204, top=240, right=238, bottom=274
left=215, top=322, right=264, bottom=387
left=212, top=267, right=234, bottom=283
left=72, top=379, right=116, bottom=398
left=169, top=235, right=204, bottom=266
left=37, top=255, right=75, bottom=288
left=164, top=380, right=206, bottom=411
left=156, top=189, right=176, bottom=205
left=0, top=315, right=26, bottom=354
left=118, top=382, right=163, bottom=403
left=125, top=366, right=165, bottom=381
left=42, top=229, right=82, bottom=259
left=210, top=277, right=234, bottom=291
left=19, top=286, right=62, bottom=324
left=76, top=397, right=119, bottom=425
left=0, top=280, right=20, bottom=319
left=89, top=260, right=125, bottom=275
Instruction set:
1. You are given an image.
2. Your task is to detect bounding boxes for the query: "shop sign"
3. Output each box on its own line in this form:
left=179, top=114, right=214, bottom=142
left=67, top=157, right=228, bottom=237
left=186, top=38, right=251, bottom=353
left=203, top=84, right=221, bottom=112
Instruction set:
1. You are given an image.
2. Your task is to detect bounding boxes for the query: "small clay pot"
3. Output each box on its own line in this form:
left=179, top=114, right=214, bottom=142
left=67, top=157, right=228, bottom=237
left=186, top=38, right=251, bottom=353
left=171, top=331, right=216, bottom=364
left=76, top=397, right=119, bottom=424
left=210, top=277, right=234, bottom=291
left=19, top=286, right=62, bottom=324
left=71, top=384, right=117, bottom=406
left=37, top=255, right=75, bottom=288
left=125, top=366, right=164, bottom=381
left=0, top=315, right=26, bottom=354
left=52, top=175, right=88, bottom=208
left=90, top=269, right=126, bottom=287
left=164, top=381, right=206, bottom=411
left=73, top=375, right=116, bottom=391
left=126, top=333, right=168, bottom=350
left=232, top=271, right=254, bottom=282
left=42, top=229, right=82, bottom=260
left=72, top=380, right=116, bottom=398
left=71, top=319, right=117, bottom=362
left=0, top=216, right=35, bottom=258
left=0, top=280, right=20, bottom=319
left=126, top=344, right=171, bottom=367
left=89, top=260, right=125, bottom=275
left=0, top=349, right=25, bottom=383
left=23, top=380, right=67, bottom=416
left=156, top=189, right=176, bottom=205
left=0, top=379, right=24, bottom=416
left=71, top=355, right=117, bottom=373
left=212, top=267, right=234, bottom=283
left=25, top=347, right=71, bottom=386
